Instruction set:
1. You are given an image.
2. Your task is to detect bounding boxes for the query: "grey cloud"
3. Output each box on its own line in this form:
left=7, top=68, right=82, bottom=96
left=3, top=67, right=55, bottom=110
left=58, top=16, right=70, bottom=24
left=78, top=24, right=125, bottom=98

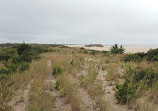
left=0, top=0, right=158, bottom=44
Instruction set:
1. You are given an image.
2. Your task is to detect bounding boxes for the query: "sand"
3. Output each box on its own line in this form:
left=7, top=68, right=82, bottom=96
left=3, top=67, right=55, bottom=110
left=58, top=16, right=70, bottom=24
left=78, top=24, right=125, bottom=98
left=66, top=45, right=158, bottom=53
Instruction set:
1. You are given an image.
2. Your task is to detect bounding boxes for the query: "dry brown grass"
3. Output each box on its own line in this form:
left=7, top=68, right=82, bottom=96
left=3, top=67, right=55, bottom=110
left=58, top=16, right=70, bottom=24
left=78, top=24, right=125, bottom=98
left=0, top=55, right=52, bottom=110
left=57, top=74, right=82, bottom=111
left=106, top=63, right=119, bottom=81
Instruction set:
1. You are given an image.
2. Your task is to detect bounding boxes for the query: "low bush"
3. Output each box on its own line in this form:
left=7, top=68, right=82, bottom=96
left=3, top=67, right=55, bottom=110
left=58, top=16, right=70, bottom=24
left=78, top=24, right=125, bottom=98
left=20, top=62, right=29, bottom=72
left=115, top=80, right=136, bottom=104
left=0, top=49, right=16, bottom=62
left=0, top=66, right=10, bottom=74
left=16, top=43, right=31, bottom=55
left=126, top=63, right=158, bottom=87
left=90, top=50, right=97, bottom=55
left=147, top=48, right=158, bottom=62
left=52, top=67, right=62, bottom=76
left=80, top=47, right=85, bottom=50
left=123, top=54, right=142, bottom=62
left=20, top=49, right=39, bottom=62
left=31, top=45, right=51, bottom=53
left=110, top=44, right=125, bottom=54
left=133, top=67, right=158, bottom=87
left=6, top=63, right=18, bottom=73
left=102, top=51, right=110, bottom=55
left=136, top=52, right=147, bottom=58
left=123, top=52, right=147, bottom=62
left=55, top=81, right=60, bottom=90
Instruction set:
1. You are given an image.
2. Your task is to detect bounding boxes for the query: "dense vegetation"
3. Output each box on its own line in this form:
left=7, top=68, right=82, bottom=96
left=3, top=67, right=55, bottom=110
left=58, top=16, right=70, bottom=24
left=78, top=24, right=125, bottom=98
left=0, top=43, right=51, bottom=80
left=115, top=48, right=158, bottom=109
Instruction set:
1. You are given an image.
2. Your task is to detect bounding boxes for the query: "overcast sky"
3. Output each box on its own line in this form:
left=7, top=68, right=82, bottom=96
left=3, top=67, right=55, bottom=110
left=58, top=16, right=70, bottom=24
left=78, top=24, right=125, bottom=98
left=0, top=0, right=158, bottom=45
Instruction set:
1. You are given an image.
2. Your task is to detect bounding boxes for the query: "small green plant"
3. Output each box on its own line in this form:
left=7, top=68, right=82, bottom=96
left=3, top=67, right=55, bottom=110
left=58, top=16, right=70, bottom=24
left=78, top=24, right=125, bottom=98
left=70, top=60, right=74, bottom=66
left=90, top=50, right=97, bottom=55
left=115, top=80, right=136, bottom=104
left=80, top=47, right=85, bottom=50
left=102, top=51, right=110, bottom=55
left=55, top=81, right=60, bottom=90
left=0, top=66, right=10, bottom=74
left=52, top=67, right=62, bottom=75
left=110, top=44, right=125, bottom=54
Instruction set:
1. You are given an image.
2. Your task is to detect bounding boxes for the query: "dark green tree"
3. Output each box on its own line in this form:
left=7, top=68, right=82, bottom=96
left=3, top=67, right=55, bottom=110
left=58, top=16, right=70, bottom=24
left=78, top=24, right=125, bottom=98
left=110, top=44, right=125, bottom=54
left=17, top=43, right=31, bottom=55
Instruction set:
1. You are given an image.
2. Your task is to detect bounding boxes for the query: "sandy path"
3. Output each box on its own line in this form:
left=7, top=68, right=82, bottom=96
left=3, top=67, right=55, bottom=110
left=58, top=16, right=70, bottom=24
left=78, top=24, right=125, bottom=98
left=96, top=70, right=131, bottom=111
left=68, top=74, right=99, bottom=111
left=8, top=83, right=30, bottom=111
left=46, top=60, right=72, bottom=111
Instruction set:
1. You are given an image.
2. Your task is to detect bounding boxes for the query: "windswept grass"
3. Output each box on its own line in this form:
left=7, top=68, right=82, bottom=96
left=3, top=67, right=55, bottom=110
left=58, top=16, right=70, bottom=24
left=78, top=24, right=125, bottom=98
left=57, top=74, right=82, bottom=111
left=27, top=80, right=55, bottom=111
left=51, top=54, right=82, bottom=111
left=0, top=56, right=50, bottom=110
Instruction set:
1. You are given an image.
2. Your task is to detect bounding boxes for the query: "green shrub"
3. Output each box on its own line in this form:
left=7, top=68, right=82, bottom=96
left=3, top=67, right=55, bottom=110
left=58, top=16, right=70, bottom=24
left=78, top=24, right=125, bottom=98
left=20, top=62, right=29, bottom=72
left=123, top=54, right=141, bottom=62
left=0, top=66, right=10, bottom=74
left=12, top=56, right=21, bottom=64
left=90, top=50, right=97, bottom=55
left=110, top=44, right=125, bottom=54
left=31, top=45, right=50, bottom=53
left=126, top=63, right=158, bottom=88
left=55, top=81, right=60, bottom=90
left=102, top=51, right=110, bottom=55
left=133, top=68, right=158, bottom=87
left=52, top=67, right=62, bottom=75
left=70, top=60, right=74, bottom=66
left=6, top=63, right=18, bottom=73
left=20, top=49, right=39, bottom=62
left=82, top=50, right=88, bottom=54
left=0, top=49, right=16, bottom=62
left=147, top=48, right=158, bottom=62
left=80, top=47, right=85, bottom=50
left=0, top=74, right=8, bottom=80
left=115, top=80, right=136, bottom=104
left=136, top=52, right=147, bottom=58
left=16, top=43, right=31, bottom=55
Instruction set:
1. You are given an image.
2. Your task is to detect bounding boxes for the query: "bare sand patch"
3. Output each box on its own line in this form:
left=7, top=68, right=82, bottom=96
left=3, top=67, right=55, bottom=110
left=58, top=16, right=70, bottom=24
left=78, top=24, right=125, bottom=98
left=67, top=45, right=158, bottom=53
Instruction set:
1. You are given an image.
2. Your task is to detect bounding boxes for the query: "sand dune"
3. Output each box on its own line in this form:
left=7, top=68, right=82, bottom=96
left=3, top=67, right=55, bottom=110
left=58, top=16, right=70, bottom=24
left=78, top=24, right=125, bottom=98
left=67, top=45, right=158, bottom=53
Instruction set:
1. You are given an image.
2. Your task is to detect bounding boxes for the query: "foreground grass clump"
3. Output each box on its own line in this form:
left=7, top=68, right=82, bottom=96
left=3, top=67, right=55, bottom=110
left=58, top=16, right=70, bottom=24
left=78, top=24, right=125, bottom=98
left=57, top=74, right=82, bottom=111
left=79, top=61, right=113, bottom=111
left=0, top=55, right=49, bottom=110
left=51, top=54, right=82, bottom=111
left=27, top=81, right=55, bottom=111
left=106, top=63, right=119, bottom=81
